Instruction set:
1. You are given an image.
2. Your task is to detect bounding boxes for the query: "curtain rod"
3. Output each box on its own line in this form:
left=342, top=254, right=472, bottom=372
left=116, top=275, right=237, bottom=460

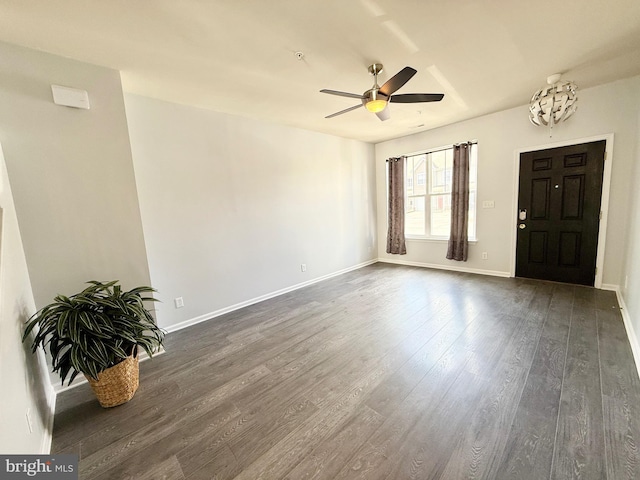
left=387, top=140, right=478, bottom=160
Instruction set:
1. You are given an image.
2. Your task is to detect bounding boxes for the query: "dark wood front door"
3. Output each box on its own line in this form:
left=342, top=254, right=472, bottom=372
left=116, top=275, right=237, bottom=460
left=516, top=140, right=606, bottom=286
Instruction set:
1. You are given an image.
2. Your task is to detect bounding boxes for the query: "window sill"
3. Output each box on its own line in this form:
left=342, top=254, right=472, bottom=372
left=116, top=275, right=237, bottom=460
left=405, top=236, right=478, bottom=244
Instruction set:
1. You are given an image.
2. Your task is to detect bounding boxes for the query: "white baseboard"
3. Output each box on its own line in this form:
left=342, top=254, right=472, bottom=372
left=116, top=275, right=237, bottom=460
left=164, top=259, right=378, bottom=334
left=41, top=382, right=56, bottom=454
left=377, top=257, right=511, bottom=278
left=31, top=345, right=57, bottom=454
left=612, top=287, right=640, bottom=379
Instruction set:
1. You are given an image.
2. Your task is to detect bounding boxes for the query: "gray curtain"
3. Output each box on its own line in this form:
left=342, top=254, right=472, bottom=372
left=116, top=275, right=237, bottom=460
left=386, top=156, right=406, bottom=255
left=446, top=144, right=470, bottom=261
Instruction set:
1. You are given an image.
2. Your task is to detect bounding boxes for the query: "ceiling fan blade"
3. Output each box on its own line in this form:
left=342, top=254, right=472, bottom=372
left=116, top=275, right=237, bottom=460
left=320, top=89, right=365, bottom=99
left=390, top=93, right=445, bottom=103
left=379, top=67, right=417, bottom=96
left=376, top=107, right=390, bottom=121
left=325, top=104, right=363, bottom=118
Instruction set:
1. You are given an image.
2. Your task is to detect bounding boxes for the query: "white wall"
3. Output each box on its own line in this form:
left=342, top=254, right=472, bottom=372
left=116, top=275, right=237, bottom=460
left=0, top=41, right=151, bottom=307
left=124, top=94, right=377, bottom=330
left=376, top=76, right=640, bottom=287
left=0, top=143, right=54, bottom=453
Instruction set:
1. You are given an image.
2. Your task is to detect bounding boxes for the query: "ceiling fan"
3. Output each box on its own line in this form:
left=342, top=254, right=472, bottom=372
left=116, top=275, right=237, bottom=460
left=320, top=63, right=444, bottom=121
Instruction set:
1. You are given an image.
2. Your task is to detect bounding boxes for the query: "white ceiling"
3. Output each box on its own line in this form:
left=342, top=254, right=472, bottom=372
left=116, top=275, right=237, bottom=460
left=0, top=0, right=639, bottom=143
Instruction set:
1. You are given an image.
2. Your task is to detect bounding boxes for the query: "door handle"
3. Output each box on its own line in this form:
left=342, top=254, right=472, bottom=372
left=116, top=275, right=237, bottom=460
left=519, top=223, right=526, bottom=230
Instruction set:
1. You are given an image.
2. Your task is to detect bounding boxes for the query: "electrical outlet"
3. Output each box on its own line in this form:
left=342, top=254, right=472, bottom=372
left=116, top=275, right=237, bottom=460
left=174, top=297, right=184, bottom=309
left=26, top=409, right=33, bottom=433
left=482, top=200, right=495, bottom=209
left=481, top=252, right=488, bottom=260
left=301, top=264, right=307, bottom=272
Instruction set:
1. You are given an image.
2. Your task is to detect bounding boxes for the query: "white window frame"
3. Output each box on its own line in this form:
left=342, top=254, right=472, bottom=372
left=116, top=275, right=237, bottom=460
left=403, top=144, right=478, bottom=241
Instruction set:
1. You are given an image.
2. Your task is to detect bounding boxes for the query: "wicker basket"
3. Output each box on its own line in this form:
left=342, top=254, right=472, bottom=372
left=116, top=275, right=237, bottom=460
left=86, top=351, right=139, bottom=408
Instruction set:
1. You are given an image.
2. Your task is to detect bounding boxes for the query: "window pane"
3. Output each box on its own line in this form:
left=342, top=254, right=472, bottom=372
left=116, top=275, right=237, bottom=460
left=406, top=195, right=425, bottom=236
left=405, top=154, right=426, bottom=236
left=407, top=155, right=426, bottom=195
left=430, top=194, right=450, bottom=236
left=468, top=191, right=477, bottom=239
left=429, top=149, right=452, bottom=194
left=468, top=147, right=477, bottom=239
left=469, top=146, right=478, bottom=193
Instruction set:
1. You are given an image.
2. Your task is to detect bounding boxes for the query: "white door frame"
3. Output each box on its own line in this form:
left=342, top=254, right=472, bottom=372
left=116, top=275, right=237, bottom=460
left=509, top=133, right=615, bottom=289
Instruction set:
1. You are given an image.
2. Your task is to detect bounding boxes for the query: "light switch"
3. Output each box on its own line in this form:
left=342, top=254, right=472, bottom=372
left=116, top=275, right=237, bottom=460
left=482, top=200, right=495, bottom=209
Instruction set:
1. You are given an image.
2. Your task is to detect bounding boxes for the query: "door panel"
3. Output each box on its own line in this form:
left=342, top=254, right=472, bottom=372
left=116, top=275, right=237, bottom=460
left=528, top=231, right=547, bottom=264
left=531, top=178, right=550, bottom=219
left=516, top=140, right=605, bottom=286
left=558, top=231, right=581, bottom=266
left=561, top=175, right=584, bottom=219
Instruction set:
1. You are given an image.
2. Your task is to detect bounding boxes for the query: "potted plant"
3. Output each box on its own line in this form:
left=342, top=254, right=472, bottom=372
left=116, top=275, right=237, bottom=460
left=22, top=280, right=165, bottom=407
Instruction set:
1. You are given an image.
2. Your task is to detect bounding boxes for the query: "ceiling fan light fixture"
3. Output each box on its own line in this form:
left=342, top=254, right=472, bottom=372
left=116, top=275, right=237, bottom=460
left=365, top=99, right=388, bottom=113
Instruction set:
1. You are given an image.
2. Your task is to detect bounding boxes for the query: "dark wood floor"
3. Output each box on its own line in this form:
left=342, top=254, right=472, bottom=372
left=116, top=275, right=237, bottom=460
left=51, top=263, right=640, bottom=479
